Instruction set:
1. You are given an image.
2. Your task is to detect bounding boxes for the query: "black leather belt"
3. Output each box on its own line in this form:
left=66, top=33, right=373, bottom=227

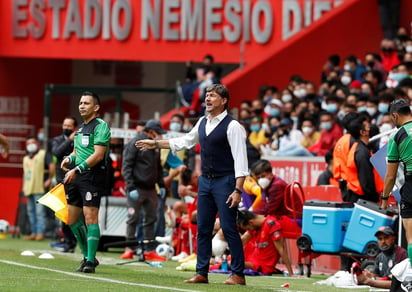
left=203, top=173, right=218, bottom=179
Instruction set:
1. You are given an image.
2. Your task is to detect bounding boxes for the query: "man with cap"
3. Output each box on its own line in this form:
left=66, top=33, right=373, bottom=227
left=356, top=226, right=406, bottom=289
left=381, top=99, right=412, bottom=268
left=120, top=119, right=167, bottom=260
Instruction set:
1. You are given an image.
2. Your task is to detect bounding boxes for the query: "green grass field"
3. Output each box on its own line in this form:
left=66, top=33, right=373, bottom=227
left=0, top=236, right=372, bottom=292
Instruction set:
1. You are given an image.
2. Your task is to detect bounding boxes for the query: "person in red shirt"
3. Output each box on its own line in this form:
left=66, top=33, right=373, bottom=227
left=308, top=112, right=343, bottom=156
left=238, top=210, right=294, bottom=276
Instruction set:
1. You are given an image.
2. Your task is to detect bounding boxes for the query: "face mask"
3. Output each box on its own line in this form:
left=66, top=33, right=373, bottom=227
left=293, top=88, right=307, bottom=98
left=379, top=123, right=393, bottom=133
left=37, top=133, right=44, bottom=141
left=386, top=78, right=398, bottom=88
left=298, top=88, right=307, bottom=98
left=302, top=126, right=313, bottom=134
left=26, top=143, right=38, bottom=153
left=406, top=45, right=412, bottom=53
left=340, top=75, right=352, bottom=86
left=281, top=94, right=292, bottom=103
left=367, top=61, right=375, bottom=68
left=264, top=95, right=272, bottom=103
left=261, top=123, right=268, bottom=131
left=270, top=126, right=278, bottom=133
left=63, top=129, right=73, bottom=137
left=253, top=109, right=263, bottom=115
left=320, top=121, right=332, bottom=131
left=326, top=103, right=338, bottom=113
left=361, top=90, right=370, bottom=96
left=169, top=122, right=182, bottom=132
left=257, top=177, right=271, bottom=189
left=344, top=64, right=351, bottom=71
left=291, top=117, right=298, bottom=124
left=250, top=125, right=261, bottom=132
left=398, top=34, right=408, bottom=41
left=381, top=47, right=394, bottom=53
left=269, top=108, right=280, bottom=117
left=357, top=106, right=367, bottom=113
left=391, top=73, right=409, bottom=82
left=378, top=103, right=389, bottom=113
left=366, top=106, right=377, bottom=117
left=183, top=125, right=192, bottom=132
left=319, top=89, right=329, bottom=96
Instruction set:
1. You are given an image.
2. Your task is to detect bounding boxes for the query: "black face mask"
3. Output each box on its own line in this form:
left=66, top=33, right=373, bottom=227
left=63, top=129, right=73, bottom=137
left=253, top=109, right=263, bottom=115
left=381, top=47, right=394, bottom=53
left=398, top=34, right=408, bottom=41
left=367, top=61, right=375, bottom=68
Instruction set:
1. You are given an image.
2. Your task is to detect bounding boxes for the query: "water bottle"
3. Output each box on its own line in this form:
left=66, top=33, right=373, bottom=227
left=221, top=254, right=228, bottom=272
left=148, top=261, right=163, bottom=268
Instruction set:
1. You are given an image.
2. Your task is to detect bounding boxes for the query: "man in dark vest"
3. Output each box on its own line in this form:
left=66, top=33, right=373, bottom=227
left=136, top=84, right=249, bottom=285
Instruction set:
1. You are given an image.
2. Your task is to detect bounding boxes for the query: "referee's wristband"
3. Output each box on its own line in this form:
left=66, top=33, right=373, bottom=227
left=77, top=161, right=90, bottom=172
left=68, top=155, right=75, bottom=163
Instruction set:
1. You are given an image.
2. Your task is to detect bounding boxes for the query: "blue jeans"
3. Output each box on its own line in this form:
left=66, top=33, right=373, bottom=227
left=26, top=194, right=45, bottom=235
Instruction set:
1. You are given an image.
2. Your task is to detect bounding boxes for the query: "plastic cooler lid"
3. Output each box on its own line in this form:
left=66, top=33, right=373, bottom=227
left=304, top=200, right=354, bottom=208
left=355, top=199, right=398, bottom=216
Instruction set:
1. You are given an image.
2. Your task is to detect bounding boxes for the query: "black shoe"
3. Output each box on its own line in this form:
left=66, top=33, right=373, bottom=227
left=402, top=280, right=412, bottom=292
left=82, top=261, right=96, bottom=273
left=76, top=258, right=99, bottom=272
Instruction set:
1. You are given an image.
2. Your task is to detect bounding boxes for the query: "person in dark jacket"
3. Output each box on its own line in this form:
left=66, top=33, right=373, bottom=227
left=49, top=117, right=78, bottom=253
left=121, top=119, right=166, bottom=260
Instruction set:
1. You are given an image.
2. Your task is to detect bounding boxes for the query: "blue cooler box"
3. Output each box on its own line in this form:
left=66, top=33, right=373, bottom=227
left=342, top=199, right=397, bottom=254
left=302, top=200, right=354, bottom=253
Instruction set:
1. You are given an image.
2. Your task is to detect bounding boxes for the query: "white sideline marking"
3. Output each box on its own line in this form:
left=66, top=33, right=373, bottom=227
left=0, top=260, right=200, bottom=292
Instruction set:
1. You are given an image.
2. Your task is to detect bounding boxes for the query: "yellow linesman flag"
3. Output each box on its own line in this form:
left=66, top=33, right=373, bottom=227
left=37, top=183, right=68, bottom=224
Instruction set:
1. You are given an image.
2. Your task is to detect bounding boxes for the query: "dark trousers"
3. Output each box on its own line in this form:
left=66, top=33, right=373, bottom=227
left=196, top=175, right=244, bottom=277
left=378, top=0, right=401, bottom=39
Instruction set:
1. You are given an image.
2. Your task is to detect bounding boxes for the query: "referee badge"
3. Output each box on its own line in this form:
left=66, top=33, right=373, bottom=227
left=81, top=135, right=89, bottom=147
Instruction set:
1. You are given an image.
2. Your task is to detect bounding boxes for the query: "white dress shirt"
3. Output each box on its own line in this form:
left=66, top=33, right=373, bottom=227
left=169, top=110, right=249, bottom=178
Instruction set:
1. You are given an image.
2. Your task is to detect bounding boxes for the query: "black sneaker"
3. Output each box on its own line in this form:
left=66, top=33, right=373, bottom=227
left=76, top=258, right=99, bottom=272
left=401, top=280, right=412, bottom=292
left=82, top=261, right=96, bottom=273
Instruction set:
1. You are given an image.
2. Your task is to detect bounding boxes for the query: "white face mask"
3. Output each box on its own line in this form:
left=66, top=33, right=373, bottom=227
left=257, top=177, right=271, bottom=189
left=302, top=126, right=313, bottom=134
left=366, top=106, right=377, bottom=117
left=282, top=94, right=292, bottom=103
left=26, top=143, right=38, bottom=153
left=406, top=45, right=412, bottom=53
left=379, top=123, right=393, bottom=133
left=340, top=75, right=352, bottom=86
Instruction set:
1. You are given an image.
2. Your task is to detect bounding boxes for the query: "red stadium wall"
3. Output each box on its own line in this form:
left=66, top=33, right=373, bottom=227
left=0, top=58, right=72, bottom=178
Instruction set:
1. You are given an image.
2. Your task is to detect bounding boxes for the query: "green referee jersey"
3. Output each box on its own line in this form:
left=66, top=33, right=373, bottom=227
left=387, top=121, right=412, bottom=172
left=74, top=117, right=111, bottom=166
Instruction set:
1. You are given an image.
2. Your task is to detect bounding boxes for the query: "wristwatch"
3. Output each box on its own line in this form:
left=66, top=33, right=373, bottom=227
left=234, top=188, right=242, bottom=194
